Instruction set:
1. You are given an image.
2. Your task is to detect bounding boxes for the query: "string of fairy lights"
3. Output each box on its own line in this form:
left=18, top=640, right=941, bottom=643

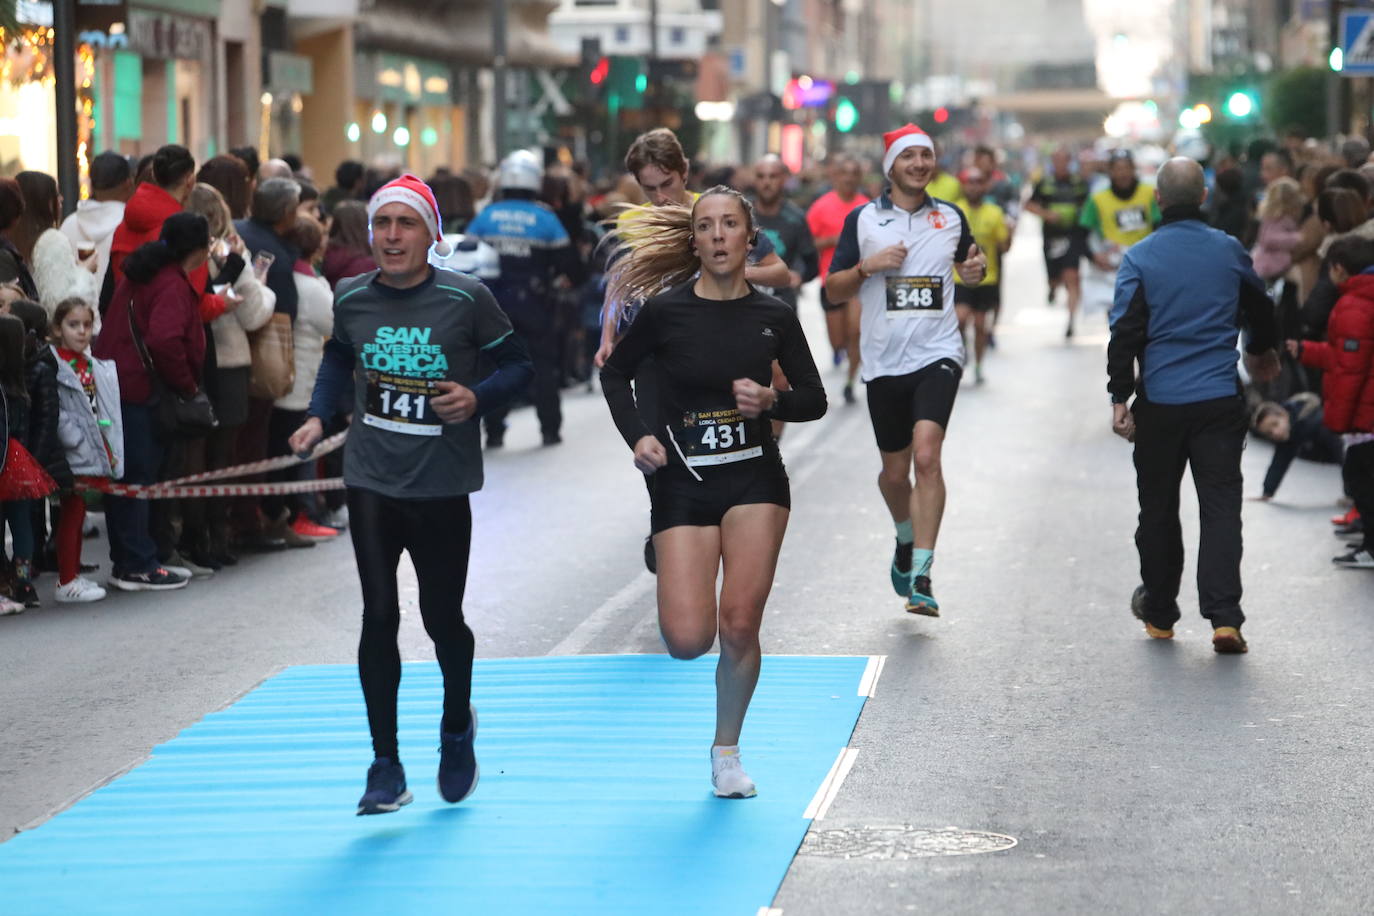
left=0, top=25, right=99, bottom=199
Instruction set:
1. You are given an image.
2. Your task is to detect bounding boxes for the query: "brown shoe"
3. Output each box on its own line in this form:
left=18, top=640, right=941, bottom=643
left=1130, top=586, right=1174, bottom=639
left=1212, top=626, right=1248, bottom=654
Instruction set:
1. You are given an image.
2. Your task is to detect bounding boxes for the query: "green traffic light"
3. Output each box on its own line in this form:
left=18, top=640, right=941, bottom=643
left=1331, top=47, right=1344, bottom=72
left=635, top=73, right=647, bottom=93
left=1225, top=91, right=1255, bottom=118
left=835, top=97, right=858, bottom=132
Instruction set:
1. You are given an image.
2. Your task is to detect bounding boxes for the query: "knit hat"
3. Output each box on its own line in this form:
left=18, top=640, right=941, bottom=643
left=367, top=173, right=451, bottom=257
left=882, top=123, right=935, bottom=178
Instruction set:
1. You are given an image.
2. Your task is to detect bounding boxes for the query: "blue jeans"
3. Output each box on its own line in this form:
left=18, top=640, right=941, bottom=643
left=105, top=402, right=163, bottom=576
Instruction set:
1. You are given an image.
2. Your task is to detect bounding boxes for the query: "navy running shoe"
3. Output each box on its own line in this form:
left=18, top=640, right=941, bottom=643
left=905, top=574, right=940, bottom=617
left=890, top=540, right=913, bottom=596
left=438, top=705, right=480, bottom=804
left=357, top=757, right=412, bottom=815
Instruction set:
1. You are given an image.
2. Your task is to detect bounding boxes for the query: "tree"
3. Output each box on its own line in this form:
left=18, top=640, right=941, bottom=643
left=1266, top=67, right=1328, bottom=139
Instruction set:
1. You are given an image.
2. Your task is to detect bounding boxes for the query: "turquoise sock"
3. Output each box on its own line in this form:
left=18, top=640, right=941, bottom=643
left=912, top=549, right=933, bottom=578
left=895, top=520, right=914, bottom=544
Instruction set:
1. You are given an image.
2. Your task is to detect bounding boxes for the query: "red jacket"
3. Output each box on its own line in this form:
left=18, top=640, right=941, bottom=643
left=94, top=262, right=206, bottom=404
left=108, top=183, right=225, bottom=324
left=1300, top=270, right=1374, bottom=433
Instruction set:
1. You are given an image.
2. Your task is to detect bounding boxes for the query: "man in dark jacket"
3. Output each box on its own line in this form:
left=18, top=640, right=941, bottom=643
left=232, top=178, right=304, bottom=546
left=1107, top=156, right=1282, bottom=654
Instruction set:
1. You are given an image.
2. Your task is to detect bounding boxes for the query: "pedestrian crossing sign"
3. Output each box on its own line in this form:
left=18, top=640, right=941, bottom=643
left=1342, top=11, right=1374, bottom=75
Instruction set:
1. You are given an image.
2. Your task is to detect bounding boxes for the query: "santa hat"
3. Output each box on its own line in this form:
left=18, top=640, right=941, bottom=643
left=882, top=123, right=935, bottom=178
left=367, top=173, right=451, bottom=257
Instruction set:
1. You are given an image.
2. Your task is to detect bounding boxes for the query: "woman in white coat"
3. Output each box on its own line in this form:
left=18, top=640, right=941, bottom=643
left=13, top=171, right=99, bottom=316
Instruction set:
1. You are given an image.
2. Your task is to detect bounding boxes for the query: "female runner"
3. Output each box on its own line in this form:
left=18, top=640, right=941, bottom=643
left=600, top=187, right=827, bottom=798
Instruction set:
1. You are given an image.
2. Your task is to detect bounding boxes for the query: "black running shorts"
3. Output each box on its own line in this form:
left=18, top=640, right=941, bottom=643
left=865, top=358, right=963, bottom=452
left=649, top=459, right=791, bottom=533
left=1043, top=234, right=1084, bottom=281
left=954, top=285, right=999, bottom=312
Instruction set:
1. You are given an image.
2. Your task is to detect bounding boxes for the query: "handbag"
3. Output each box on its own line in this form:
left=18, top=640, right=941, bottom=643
left=247, top=312, right=296, bottom=400
left=126, top=296, right=217, bottom=440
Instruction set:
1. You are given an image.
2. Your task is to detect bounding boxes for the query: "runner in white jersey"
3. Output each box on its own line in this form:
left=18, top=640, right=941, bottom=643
left=825, top=123, right=986, bottom=616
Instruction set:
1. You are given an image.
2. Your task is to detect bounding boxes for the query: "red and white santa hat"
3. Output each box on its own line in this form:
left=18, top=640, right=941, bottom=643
left=881, top=123, right=935, bottom=178
left=367, top=173, right=451, bottom=256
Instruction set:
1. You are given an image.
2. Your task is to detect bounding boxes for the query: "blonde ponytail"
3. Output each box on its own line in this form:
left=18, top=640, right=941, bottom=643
left=602, top=186, right=758, bottom=323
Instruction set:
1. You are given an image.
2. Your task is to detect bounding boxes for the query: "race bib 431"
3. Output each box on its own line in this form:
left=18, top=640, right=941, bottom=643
left=677, top=408, right=763, bottom=467
left=886, top=276, right=944, bottom=318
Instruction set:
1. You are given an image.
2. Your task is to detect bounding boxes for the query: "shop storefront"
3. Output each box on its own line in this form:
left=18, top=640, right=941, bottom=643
left=355, top=51, right=463, bottom=176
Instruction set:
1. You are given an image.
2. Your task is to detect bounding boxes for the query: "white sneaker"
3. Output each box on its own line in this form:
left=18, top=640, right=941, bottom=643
left=56, top=576, right=107, bottom=603
left=0, top=595, right=24, bottom=615
left=710, top=746, right=757, bottom=799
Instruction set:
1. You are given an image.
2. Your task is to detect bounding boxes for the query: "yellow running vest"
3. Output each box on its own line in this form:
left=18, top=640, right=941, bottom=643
left=1090, top=184, right=1156, bottom=248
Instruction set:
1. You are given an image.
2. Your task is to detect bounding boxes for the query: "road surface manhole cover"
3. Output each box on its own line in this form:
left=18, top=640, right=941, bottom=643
left=799, top=825, right=1017, bottom=859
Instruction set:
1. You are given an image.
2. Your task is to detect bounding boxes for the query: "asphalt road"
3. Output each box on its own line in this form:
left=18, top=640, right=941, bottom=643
left=3, top=223, right=1372, bottom=914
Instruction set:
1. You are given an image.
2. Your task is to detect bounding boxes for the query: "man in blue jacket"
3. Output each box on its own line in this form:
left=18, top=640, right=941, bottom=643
left=1107, top=157, right=1281, bottom=654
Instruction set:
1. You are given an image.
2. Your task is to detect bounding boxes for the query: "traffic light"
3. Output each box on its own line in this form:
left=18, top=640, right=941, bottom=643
left=933, top=106, right=949, bottom=124
left=590, top=57, right=609, bottom=86
left=1225, top=90, right=1257, bottom=119
left=1331, top=47, right=1344, bottom=72
left=834, top=96, right=858, bottom=132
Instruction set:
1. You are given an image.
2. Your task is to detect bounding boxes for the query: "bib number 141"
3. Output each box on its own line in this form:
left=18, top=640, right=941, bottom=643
left=377, top=389, right=427, bottom=420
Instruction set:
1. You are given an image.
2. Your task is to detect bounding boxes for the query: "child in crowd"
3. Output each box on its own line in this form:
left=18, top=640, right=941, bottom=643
left=1251, top=393, right=1345, bottom=500
left=1289, top=236, right=1374, bottom=568
left=0, top=312, right=58, bottom=612
left=50, top=297, right=123, bottom=602
left=1251, top=176, right=1305, bottom=282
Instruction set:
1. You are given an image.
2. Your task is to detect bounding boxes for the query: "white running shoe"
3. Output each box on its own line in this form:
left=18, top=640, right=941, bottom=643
left=711, top=746, right=757, bottom=799
left=0, top=595, right=24, bottom=615
left=56, top=576, right=107, bottom=603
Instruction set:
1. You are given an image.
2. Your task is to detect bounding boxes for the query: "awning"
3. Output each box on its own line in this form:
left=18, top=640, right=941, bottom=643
left=354, top=1, right=573, bottom=70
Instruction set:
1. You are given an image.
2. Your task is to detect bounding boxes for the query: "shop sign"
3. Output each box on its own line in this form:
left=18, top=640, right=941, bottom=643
left=374, top=53, right=452, bottom=107
left=126, top=9, right=210, bottom=60
left=268, top=51, right=313, bottom=94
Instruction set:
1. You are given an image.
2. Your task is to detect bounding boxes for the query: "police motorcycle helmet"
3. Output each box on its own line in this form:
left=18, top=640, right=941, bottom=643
left=497, top=149, right=543, bottom=192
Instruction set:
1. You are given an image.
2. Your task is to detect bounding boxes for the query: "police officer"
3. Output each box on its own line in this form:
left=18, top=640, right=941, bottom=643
left=467, top=150, right=576, bottom=447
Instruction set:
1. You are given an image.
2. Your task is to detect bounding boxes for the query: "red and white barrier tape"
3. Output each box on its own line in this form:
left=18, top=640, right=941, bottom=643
left=75, top=431, right=349, bottom=500
left=90, top=477, right=345, bottom=500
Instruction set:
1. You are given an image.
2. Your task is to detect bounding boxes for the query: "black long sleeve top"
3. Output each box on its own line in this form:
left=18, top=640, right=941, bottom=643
left=600, top=280, right=826, bottom=470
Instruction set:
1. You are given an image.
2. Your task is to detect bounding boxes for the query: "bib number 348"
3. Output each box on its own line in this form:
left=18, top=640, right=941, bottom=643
left=886, top=276, right=944, bottom=318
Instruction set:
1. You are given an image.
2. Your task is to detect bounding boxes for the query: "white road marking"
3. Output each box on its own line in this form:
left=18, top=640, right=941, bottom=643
left=857, top=655, right=887, bottom=697
left=547, top=571, right=656, bottom=656
left=803, top=747, right=860, bottom=820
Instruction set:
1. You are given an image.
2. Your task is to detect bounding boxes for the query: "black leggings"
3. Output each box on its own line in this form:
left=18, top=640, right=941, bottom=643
left=347, top=487, right=475, bottom=762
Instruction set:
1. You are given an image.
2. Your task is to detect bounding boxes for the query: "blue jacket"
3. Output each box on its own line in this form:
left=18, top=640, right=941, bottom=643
left=1108, top=206, right=1278, bottom=405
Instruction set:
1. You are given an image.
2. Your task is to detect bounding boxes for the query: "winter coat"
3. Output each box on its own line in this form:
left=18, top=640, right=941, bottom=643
left=25, top=347, right=71, bottom=488
left=60, top=198, right=124, bottom=286
left=0, top=237, right=37, bottom=298
left=50, top=345, right=124, bottom=479
left=322, top=244, right=376, bottom=290
left=1250, top=215, right=1302, bottom=281
left=31, top=228, right=99, bottom=315
left=1299, top=269, right=1374, bottom=433
left=235, top=217, right=300, bottom=320
left=94, top=262, right=206, bottom=405
left=209, top=257, right=276, bottom=370
left=275, top=265, right=333, bottom=411
left=103, top=183, right=224, bottom=324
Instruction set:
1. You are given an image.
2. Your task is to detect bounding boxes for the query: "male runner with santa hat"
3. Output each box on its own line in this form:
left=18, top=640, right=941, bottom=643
left=290, top=174, right=533, bottom=815
left=825, top=124, right=986, bottom=616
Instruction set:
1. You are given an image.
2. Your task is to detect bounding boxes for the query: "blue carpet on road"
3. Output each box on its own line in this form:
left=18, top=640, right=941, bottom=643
left=1, top=654, right=869, bottom=915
